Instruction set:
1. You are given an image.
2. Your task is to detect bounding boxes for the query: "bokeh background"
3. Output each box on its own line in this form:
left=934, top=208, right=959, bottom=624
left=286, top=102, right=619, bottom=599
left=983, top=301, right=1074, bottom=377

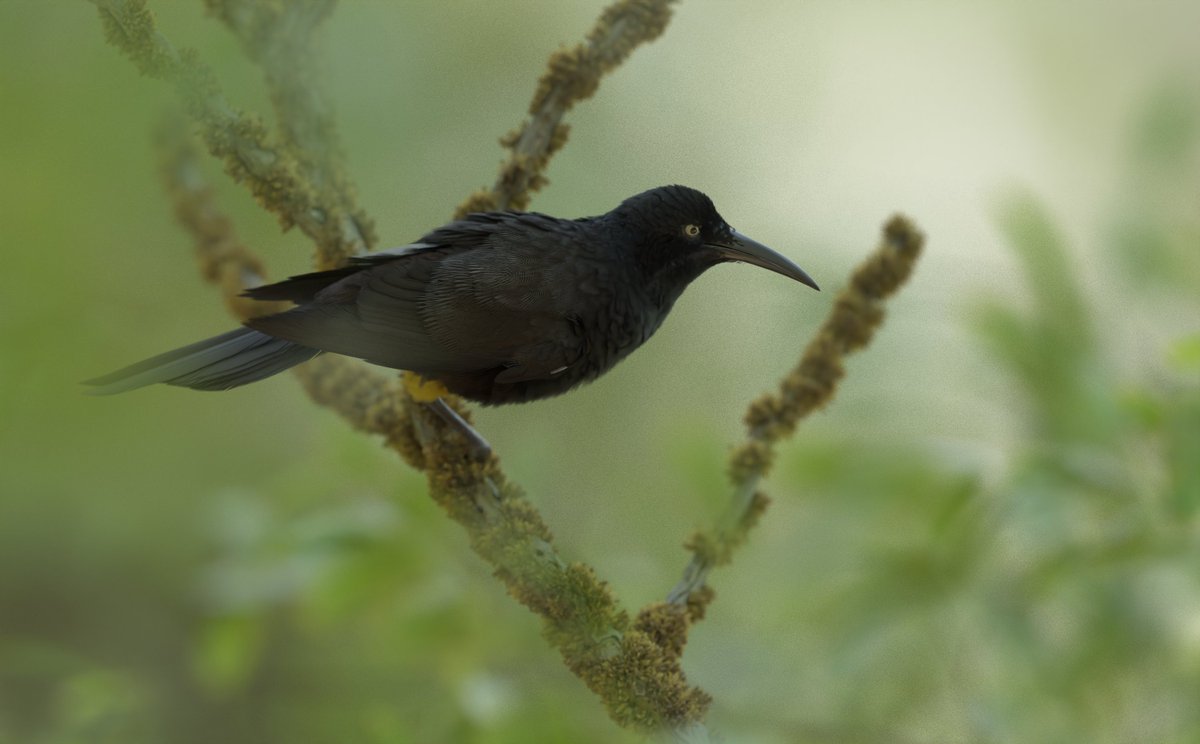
left=2, top=2, right=1198, bottom=742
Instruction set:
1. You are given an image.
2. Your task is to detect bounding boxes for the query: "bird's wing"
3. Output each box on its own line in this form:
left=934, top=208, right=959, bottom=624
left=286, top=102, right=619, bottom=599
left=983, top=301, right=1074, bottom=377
left=245, top=246, right=493, bottom=373
left=246, top=212, right=587, bottom=378
left=414, top=219, right=591, bottom=381
left=243, top=211, right=527, bottom=303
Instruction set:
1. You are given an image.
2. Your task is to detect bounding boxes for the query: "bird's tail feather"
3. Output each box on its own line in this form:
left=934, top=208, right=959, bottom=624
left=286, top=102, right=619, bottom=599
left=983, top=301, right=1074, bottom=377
left=84, top=327, right=320, bottom=395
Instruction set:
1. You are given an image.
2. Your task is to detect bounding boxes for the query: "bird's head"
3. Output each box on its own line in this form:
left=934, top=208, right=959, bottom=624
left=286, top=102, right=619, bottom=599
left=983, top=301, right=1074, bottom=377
left=612, top=185, right=819, bottom=294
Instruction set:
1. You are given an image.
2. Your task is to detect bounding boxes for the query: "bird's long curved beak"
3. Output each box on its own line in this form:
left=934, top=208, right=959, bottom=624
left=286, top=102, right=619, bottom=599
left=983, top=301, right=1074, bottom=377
left=711, top=231, right=820, bottom=290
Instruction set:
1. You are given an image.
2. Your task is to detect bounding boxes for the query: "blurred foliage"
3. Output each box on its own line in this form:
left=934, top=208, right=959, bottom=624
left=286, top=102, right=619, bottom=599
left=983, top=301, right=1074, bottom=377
left=2, top=3, right=1199, bottom=743
left=1111, top=79, right=1200, bottom=293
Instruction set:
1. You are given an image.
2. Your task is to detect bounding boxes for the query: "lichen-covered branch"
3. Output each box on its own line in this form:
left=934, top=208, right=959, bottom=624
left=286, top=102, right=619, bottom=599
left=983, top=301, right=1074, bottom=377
left=98, top=1, right=923, bottom=739
left=667, top=216, right=926, bottom=607
left=203, top=0, right=375, bottom=267
left=456, top=0, right=677, bottom=215
left=111, top=0, right=704, bottom=734
left=156, top=116, right=277, bottom=323
left=159, top=124, right=708, bottom=734
left=90, top=0, right=372, bottom=267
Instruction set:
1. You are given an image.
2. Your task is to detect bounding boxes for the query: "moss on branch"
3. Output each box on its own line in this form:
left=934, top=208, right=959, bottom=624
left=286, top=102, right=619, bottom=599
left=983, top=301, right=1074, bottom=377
left=98, top=0, right=922, bottom=738
left=669, top=215, right=926, bottom=611
left=91, top=0, right=373, bottom=267
left=456, top=0, right=677, bottom=215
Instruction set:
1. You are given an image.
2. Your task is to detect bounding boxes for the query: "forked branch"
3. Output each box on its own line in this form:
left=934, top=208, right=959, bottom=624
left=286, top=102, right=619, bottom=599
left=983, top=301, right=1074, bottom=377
left=93, top=1, right=922, bottom=738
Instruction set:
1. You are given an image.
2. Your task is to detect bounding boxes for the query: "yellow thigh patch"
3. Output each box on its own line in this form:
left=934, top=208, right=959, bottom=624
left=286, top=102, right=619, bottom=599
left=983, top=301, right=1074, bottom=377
left=403, top=372, right=450, bottom=402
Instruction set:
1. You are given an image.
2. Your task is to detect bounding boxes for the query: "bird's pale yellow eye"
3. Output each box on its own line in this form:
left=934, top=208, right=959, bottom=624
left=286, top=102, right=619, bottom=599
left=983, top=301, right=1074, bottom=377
left=683, top=224, right=701, bottom=238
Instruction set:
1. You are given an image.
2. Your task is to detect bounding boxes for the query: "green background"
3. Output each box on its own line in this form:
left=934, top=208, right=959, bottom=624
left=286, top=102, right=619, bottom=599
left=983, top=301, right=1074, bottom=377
left=1, top=2, right=1198, bottom=742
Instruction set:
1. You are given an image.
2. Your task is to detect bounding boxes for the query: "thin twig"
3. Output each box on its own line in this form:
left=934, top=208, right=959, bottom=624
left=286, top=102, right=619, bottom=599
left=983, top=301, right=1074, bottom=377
left=204, top=0, right=374, bottom=267
left=156, top=115, right=275, bottom=321
left=91, top=0, right=368, bottom=263
left=668, top=216, right=926, bottom=608
left=455, top=0, right=677, bottom=215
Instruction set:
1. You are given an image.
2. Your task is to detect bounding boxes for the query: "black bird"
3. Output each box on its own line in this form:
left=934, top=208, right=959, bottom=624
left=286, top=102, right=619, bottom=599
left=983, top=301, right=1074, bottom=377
left=86, top=186, right=818, bottom=408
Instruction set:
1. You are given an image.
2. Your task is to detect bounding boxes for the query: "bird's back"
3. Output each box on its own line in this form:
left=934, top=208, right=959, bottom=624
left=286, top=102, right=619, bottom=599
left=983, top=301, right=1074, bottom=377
left=246, top=211, right=653, bottom=404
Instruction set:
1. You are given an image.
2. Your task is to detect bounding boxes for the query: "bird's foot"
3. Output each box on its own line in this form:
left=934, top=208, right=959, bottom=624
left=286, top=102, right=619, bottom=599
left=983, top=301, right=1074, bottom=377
left=427, top=397, right=492, bottom=461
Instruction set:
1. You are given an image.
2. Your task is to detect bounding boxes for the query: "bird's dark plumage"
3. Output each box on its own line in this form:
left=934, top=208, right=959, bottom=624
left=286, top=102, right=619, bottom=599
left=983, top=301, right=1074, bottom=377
left=86, top=186, right=818, bottom=404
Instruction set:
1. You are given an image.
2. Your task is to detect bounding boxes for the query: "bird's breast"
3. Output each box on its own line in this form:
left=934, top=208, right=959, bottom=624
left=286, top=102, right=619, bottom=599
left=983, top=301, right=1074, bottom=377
left=576, top=284, right=672, bottom=379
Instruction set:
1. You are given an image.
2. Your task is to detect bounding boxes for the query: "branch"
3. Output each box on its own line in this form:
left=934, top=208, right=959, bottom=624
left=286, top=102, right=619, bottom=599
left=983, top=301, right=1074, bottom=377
left=90, top=0, right=373, bottom=267
left=110, top=0, right=703, bottom=734
left=203, top=0, right=374, bottom=267
left=456, top=0, right=677, bottom=215
left=97, top=1, right=925, bottom=739
left=159, top=124, right=706, bottom=733
left=668, top=216, right=926, bottom=608
left=155, top=116, right=274, bottom=322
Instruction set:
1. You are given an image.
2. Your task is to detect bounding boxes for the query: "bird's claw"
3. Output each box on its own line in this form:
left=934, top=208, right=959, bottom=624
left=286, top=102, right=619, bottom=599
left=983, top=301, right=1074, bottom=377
left=427, top=397, right=492, bottom=462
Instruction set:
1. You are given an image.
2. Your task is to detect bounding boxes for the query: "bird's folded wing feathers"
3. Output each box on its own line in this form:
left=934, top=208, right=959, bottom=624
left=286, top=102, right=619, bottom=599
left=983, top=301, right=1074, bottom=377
left=246, top=251, right=497, bottom=373
left=246, top=211, right=588, bottom=378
